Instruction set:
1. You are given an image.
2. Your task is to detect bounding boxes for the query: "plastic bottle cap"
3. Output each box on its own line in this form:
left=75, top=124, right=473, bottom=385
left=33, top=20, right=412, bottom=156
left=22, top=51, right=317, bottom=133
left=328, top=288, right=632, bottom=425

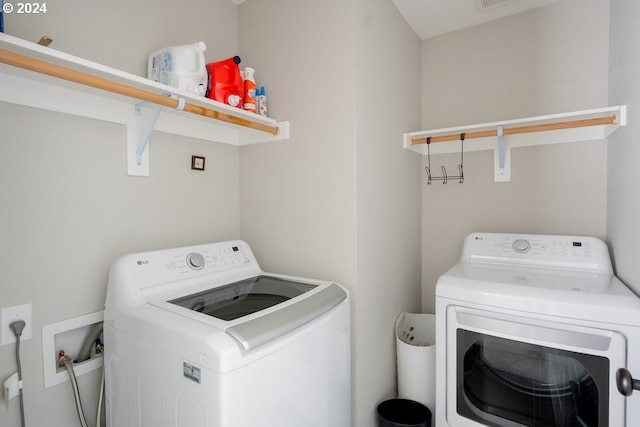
left=195, top=41, right=207, bottom=52
left=228, top=94, right=241, bottom=107
left=233, top=56, right=241, bottom=64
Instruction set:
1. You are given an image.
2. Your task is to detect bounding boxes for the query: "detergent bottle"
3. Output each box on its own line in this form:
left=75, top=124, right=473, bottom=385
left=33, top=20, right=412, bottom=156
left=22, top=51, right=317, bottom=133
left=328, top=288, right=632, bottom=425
left=242, top=67, right=257, bottom=113
left=148, top=41, right=208, bottom=96
left=205, top=56, right=244, bottom=108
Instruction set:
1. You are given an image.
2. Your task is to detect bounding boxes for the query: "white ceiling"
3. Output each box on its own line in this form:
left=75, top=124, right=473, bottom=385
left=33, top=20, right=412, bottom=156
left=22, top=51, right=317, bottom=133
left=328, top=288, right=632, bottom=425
left=391, top=0, right=561, bottom=40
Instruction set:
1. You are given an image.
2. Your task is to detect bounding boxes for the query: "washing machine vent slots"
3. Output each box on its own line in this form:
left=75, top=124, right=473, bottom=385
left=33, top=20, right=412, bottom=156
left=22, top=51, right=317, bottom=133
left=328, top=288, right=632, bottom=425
left=475, top=0, right=513, bottom=11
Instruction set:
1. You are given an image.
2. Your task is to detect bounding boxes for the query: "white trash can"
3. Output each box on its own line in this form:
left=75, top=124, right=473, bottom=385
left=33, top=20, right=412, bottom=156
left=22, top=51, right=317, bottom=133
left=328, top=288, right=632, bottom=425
left=395, top=312, right=436, bottom=413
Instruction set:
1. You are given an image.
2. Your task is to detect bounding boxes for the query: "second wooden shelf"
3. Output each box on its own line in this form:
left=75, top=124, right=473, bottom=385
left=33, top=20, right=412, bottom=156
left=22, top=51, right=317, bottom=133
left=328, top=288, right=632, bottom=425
left=403, top=106, right=626, bottom=182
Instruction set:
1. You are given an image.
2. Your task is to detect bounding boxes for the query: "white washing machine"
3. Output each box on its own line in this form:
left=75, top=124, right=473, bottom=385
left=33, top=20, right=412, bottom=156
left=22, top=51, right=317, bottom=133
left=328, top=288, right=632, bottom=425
left=104, top=240, right=350, bottom=427
left=435, top=232, right=640, bottom=427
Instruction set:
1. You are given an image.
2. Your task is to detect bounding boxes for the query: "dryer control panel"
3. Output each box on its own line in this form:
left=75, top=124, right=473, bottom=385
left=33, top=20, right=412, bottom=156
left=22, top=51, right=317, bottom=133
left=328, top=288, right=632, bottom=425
left=461, top=232, right=612, bottom=274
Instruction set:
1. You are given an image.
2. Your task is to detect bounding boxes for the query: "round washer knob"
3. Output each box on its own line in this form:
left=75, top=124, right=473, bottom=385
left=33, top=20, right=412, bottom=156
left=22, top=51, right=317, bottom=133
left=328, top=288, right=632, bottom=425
left=512, top=239, right=531, bottom=253
left=186, top=253, right=205, bottom=270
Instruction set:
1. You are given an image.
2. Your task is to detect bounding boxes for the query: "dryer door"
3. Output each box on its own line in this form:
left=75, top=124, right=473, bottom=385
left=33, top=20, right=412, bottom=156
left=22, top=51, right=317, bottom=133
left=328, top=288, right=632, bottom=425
left=446, top=306, right=626, bottom=427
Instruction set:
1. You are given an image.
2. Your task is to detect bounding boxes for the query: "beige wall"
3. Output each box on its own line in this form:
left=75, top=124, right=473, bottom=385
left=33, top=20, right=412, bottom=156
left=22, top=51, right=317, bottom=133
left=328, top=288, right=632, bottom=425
left=608, top=0, right=640, bottom=296
left=238, top=1, right=421, bottom=426
left=6, top=0, right=239, bottom=76
left=420, top=0, right=610, bottom=312
left=354, top=0, right=422, bottom=424
left=238, top=1, right=361, bottom=421
left=1, top=2, right=241, bottom=426
left=237, top=0, right=358, bottom=287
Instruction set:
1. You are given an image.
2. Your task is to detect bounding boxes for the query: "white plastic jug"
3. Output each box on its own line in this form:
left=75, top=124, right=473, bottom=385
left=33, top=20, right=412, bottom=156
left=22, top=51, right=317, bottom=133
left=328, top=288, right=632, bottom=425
left=148, top=41, right=208, bottom=96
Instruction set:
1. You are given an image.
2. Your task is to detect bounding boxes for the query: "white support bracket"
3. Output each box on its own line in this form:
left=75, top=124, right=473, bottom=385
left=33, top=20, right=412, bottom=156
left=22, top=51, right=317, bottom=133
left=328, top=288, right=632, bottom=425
left=135, top=102, right=162, bottom=169
left=127, top=94, right=186, bottom=176
left=494, top=125, right=511, bottom=182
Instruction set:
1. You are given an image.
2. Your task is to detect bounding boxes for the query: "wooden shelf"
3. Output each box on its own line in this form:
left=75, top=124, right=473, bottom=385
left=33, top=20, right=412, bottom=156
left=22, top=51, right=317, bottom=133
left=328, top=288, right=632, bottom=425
left=0, top=33, right=290, bottom=176
left=404, top=106, right=626, bottom=182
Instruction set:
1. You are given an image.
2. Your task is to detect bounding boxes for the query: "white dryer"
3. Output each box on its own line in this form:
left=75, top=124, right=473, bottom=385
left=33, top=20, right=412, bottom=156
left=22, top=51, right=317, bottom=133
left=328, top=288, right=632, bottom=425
left=435, top=232, right=640, bottom=427
left=104, top=240, right=350, bottom=427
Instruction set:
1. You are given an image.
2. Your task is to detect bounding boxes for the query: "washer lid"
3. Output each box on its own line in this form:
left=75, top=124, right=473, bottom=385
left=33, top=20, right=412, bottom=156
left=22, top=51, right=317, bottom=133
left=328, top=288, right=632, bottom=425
left=167, top=275, right=347, bottom=351
left=226, top=282, right=347, bottom=350
left=169, top=275, right=318, bottom=321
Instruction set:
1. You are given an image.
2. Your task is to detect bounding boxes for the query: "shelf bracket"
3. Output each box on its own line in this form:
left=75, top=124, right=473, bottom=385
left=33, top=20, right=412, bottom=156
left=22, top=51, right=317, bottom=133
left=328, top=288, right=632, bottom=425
left=494, top=125, right=511, bottom=182
left=135, top=102, right=162, bottom=168
left=127, top=94, right=186, bottom=177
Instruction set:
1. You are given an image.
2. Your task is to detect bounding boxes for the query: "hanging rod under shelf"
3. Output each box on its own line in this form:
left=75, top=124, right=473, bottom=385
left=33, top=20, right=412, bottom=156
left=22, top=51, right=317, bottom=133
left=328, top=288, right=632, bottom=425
left=409, top=115, right=617, bottom=146
left=0, top=48, right=280, bottom=136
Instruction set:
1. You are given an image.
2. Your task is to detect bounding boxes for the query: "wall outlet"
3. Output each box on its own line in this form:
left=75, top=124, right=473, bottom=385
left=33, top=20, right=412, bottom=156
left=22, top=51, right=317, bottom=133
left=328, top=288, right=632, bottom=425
left=0, top=303, right=32, bottom=346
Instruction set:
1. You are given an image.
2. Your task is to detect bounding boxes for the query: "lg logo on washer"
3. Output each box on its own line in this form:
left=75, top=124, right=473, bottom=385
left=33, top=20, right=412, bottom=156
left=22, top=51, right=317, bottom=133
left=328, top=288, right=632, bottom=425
left=136, top=260, right=149, bottom=266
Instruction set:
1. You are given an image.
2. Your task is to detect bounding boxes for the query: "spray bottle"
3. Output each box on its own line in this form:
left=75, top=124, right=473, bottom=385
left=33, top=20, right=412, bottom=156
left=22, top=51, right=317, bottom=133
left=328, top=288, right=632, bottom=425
left=243, top=67, right=257, bottom=113
left=257, top=86, right=268, bottom=117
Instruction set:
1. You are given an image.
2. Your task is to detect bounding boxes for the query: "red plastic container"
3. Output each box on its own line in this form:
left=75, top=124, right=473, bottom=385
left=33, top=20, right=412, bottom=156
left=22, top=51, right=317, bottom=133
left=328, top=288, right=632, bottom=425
left=206, top=56, right=244, bottom=108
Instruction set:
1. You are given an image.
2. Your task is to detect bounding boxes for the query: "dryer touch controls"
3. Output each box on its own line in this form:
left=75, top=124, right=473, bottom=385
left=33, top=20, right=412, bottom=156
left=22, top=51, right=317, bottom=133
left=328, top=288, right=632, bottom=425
left=186, top=253, right=205, bottom=270
left=464, top=233, right=613, bottom=275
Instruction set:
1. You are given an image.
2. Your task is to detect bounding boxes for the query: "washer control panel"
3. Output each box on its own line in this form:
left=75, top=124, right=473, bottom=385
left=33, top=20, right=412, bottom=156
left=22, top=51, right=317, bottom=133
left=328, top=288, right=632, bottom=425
left=512, top=239, right=531, bottom=253
left=186, top=252, right=206, bottom=270
left=106, top=240, right=261, bottom=308
left=172, top=244, right=252, bottom=274
left=462, top=233, right=611, bottom=274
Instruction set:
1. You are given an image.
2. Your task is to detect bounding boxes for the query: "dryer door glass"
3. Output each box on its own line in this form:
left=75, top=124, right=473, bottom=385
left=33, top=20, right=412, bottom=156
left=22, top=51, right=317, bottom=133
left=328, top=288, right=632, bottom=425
left=169, top=275, right=317, bottom=321
left=457, top=330, right=609, bottom=427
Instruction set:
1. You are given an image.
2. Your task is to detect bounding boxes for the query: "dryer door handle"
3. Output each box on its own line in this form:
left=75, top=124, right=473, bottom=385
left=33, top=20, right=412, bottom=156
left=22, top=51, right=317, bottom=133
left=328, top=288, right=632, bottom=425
left=616, top=368, right=640, bottom=396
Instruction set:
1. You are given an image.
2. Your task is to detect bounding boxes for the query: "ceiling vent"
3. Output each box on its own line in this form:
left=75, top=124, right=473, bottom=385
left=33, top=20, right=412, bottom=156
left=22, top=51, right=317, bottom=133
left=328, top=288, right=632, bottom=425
left=475, top=0, right=513, bottom=11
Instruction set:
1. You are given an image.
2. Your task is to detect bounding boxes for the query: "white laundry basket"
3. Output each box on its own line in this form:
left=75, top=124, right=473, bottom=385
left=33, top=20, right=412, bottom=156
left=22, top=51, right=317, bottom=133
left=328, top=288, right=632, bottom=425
left=395, top=312, right=436, bottom=413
